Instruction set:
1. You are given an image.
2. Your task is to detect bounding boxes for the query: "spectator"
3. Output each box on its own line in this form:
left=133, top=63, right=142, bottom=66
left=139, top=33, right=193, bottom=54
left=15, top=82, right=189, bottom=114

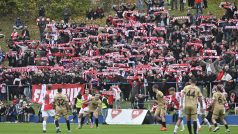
left=0, top=49, right=5, bottom=64
left=222, top=2, right=237, bottom=19
left=188, top=0, right=194, bottom=8
left=228, top=91, right=238, bottom=110
left=101, top=95, right=109, bottom=124
left=171, top=0, right=178, bottom=10
left=108, top=88, right=114, bottom=108
left=112, top=85, right=121, bottom=109
left=203, top=0, right=208, bottom=8
left=215, top=27, right=223, bottom=44
left=130, top=80, right=141, bottom=108
left=38, top=6, right=45, bottom=17
left=13, top=18, right=24, bottom=30
left=11, top=29, right=19, bottom=41
left=144, top=0, right=153, bottom=13
left=195, top=0, right=203, bottom=16
left=113, top=5, right=126, bottom=18
left=24, top=103, right=35, bottom=122
left=63, top=7, right=72, bottom=23
left=86, top=8, right=94, bottom=20
left=13, top=75, right=22, bottom=98
left=180, top=0, right=185, bottom=11
left=223, top=19, right=230, bottom=41
left=96, top=7, right=104, bottom=19
left=204, top=71, right=216, bottom=97
left=135, top=87, right=146, bottom=109
left=16, top=100, right=24, bottom=122
left=6, top=102, right=17, bottom=122
left=21, top=26, right=30, bottom=41
left=200, top=59, right=219, bottom=74
left=86, top=7, right=104, bottom=20
left=0, top=101, right=6, bottom=122
left=137, top=0, right=144, bottom=12
left=70, top=92, right=81, bottom=122
left=37, top=16, right=47, bottom=41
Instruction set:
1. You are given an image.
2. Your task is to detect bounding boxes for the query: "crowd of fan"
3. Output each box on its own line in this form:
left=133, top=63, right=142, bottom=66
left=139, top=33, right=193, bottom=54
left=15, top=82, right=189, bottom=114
left=0, top=1, right=238, bottom=107
left=0, top=96, right=35, bottom=123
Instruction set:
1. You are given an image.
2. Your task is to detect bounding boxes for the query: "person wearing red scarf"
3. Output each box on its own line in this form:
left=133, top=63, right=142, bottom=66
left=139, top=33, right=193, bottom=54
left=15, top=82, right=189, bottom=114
left=216, top=69, right=224, bottom=81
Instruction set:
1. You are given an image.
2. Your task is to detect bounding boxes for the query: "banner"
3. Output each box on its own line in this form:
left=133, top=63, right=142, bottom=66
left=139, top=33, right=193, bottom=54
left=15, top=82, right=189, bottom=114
left=106, top=109, right=148, bottom=125
left=32, top=84, right=84, bottom=104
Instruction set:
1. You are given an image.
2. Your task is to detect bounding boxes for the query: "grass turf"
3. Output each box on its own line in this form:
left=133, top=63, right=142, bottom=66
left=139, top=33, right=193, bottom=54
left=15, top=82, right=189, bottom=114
left=0, top=123, right=237, bottom=134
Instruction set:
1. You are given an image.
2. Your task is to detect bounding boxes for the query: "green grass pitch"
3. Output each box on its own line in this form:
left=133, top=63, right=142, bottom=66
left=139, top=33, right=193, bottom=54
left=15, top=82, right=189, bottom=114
left=0, top=123, right=237, bottom=134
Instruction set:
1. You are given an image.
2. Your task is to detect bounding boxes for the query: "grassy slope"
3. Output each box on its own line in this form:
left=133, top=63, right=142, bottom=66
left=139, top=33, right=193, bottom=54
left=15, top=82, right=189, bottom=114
left=0, top=123, right=237, bottom=134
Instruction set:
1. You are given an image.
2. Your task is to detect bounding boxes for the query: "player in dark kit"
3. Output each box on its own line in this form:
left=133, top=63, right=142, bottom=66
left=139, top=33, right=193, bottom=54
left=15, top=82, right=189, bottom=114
left=54, top=88, right=71, bottom=133
left=88, top=94, right=102, bottom=128
left=211, top=85, right=230, bottom=132
left=181, top=78, right=204, bottom=134
left=152, top=84, right=167, bottom=131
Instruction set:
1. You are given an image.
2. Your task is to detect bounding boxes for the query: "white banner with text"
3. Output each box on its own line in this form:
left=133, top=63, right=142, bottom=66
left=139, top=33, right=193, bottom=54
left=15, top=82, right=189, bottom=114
left=106, top=109, right=148, bottom=125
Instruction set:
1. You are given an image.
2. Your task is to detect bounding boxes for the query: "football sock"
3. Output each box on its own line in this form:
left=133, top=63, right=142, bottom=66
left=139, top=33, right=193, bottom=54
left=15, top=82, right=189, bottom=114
left=225, top=124, right=229, bottom=129
left=193, top=121, right=198, bottom=134
left=204, top=118, right=211, bottom=127
left=81, top=117, right=85, bottom=125
left=43, top=120, right=46, bottom=131
left=187, top=121, right=192, bottom=134
left=55, top=120, right=59, bottom=128
left=158, top=120, right=162, bottom=124
left=181, top=120, right=185, bottom=129
left=214, top=123, right=218, bottom=127
left=162, top=122, right=166, bottom=128
left=78, top=118, right=81, bottom=124
left=90, top=113, right=93, bottom=123
left=66, top=120, right=70, bottom=131
left=89, top=117, right=93, bottom=123
left=95, top=118, right=99, bottom=127
left=174, top=125, right=179, bottom=132
left=72, top=112, right=77, bottom=120
left=197, top=119, right=201, bottom=129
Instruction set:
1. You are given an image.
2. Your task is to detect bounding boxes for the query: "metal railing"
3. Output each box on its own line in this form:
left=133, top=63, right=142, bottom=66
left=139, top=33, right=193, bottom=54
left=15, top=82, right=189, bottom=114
left=235, top=103, right=238, bottom=115
left=2, top=81, right=235, bottom=102
left=1, top=83, right=238, bottom=115
left=5, top=85, right=31, bottom=101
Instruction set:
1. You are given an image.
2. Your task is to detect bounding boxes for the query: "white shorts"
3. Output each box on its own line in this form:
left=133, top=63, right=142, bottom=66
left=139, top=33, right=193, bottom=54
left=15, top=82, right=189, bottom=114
left=79, top=107, right=89, bottom=114
left=178, top=109, right=184, bottom=118
left=197, top=107, right=205, bottom=115
left=42, top=110, right=56, bottom=117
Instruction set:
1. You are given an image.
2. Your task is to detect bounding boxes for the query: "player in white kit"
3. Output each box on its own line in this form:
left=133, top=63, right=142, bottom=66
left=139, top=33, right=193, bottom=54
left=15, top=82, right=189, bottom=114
left=41, top=85, right=55, bottom=133
left=168, top=87, right=185, bottom=134
left=78, top=89, right=92, bottom=129
left=196, top=96, right=212, bottom=132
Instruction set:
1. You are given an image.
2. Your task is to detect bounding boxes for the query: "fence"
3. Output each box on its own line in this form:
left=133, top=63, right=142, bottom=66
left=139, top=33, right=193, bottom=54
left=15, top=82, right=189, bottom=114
left=3, top=81, right=236, bottom=102
left=4, top=85, right=31, bottom=102
left=235, top=103, right=238, bottom=115
left=1, top=82, right=238, bottom=115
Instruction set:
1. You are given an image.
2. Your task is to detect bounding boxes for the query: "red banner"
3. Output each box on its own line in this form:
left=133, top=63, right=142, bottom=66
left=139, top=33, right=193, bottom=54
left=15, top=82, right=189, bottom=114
left=32, top=84, right=84, bottom=104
